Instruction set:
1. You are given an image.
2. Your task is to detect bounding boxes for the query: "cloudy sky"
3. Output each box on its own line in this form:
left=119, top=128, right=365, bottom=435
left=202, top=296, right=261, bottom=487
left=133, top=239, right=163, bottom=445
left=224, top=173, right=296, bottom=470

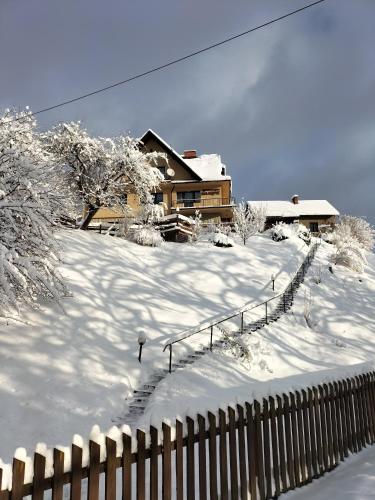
left=1, top=0, right=374, bottom=222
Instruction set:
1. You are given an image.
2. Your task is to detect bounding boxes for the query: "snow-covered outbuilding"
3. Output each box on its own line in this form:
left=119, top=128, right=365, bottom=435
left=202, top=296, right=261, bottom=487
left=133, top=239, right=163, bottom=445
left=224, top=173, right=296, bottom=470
left=248, top=195, right=339, bottom=232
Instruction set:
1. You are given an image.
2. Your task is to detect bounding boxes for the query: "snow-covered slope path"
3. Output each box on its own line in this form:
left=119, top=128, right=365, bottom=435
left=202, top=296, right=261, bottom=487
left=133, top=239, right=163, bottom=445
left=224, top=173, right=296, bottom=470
left=136, top=243, right=375, bottom=431
left=0, top=230, right=308, bottom=462
left=122, top=242, right=319, bottom=426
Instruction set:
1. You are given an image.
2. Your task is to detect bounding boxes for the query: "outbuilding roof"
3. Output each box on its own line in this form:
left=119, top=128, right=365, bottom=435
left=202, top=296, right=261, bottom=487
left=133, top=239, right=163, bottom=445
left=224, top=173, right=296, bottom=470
left=247, top=199, right=339, bottom=218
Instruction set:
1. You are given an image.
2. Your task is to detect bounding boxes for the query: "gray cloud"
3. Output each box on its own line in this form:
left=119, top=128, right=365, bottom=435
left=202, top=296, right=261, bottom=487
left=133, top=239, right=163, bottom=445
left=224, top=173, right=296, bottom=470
left=0, top=0, right=374, bottom=223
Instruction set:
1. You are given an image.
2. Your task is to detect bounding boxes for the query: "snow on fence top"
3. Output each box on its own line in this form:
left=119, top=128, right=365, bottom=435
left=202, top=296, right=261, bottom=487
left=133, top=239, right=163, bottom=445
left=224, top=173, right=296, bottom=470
left=247, top=200, right=340, bottom=218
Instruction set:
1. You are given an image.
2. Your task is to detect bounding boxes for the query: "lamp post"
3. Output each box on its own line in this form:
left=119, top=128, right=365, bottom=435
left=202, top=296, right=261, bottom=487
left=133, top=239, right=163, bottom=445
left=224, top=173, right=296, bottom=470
left=138, top=330, right=147, bottom=363
left=271, top=273, right=275, bottom=291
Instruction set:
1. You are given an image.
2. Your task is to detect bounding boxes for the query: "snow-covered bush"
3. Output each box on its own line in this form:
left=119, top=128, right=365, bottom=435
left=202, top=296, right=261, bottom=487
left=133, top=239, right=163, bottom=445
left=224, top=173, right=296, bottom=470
left=332, top=237, right=366, bottom=273
left=0, top=109, right=70, bottom=315
left=46, top=122, right=165, bottom=229
left=222, top=330, right=252, bottom=367
left=331, top=216, right=374, bottom=272
left=333, top=216, right=374, bottom=252
left=131, top=225, right=163, bottom=247
left=234, top=202, right=266, bottom=245
left=211, top=231, right=234, bottom=248
left=270, top=222, right=311, bottom=244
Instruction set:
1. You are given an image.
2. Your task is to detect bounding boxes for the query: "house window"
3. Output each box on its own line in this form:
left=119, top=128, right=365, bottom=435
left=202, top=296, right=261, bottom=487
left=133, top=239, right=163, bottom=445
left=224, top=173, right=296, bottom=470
left=310, top=222, right=319, bottom=232
left=156, top=165, right=170, bottom=180
left=177, top=191, right=201, bottom=207
left=153, top=192, right=164, bottom=204
left=119, top=193, right=128, bottom=205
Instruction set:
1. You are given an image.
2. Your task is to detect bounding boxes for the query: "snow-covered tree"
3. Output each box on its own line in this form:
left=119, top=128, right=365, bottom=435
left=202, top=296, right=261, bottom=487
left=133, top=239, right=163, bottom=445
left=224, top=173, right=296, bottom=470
left=234, top=202, right=266, bottom=245
left=46, top=122, right=165, bottom=229
left=0, top=109, right=69, bottom=315
left=190, top=210, right=202, bottom=243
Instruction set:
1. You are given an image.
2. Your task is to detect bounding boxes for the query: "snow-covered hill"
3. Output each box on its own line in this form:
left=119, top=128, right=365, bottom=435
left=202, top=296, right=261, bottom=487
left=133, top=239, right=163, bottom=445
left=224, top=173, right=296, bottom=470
left=137, top=242, right=375, bottom=431
left=0, top=229, right=309, bottom=462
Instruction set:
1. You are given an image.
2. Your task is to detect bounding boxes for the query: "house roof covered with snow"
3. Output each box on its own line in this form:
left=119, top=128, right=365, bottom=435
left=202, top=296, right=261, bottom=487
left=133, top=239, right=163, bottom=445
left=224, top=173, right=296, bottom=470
left=184, top=154, right=231, bottom=181
left=140, top=129, right=231, bottom=182
left=247, top=199, right=340, bottom=218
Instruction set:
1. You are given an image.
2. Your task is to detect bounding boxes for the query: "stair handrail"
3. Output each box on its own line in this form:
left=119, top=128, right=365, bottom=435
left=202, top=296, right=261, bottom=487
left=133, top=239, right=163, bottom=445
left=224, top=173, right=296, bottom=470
left=162, top=240, right=320, bottom=371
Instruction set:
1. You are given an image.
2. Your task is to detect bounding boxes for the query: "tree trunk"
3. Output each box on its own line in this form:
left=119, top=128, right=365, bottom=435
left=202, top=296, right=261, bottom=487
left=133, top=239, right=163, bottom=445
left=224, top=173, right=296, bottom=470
left=80, top=205, right=99, bottom=230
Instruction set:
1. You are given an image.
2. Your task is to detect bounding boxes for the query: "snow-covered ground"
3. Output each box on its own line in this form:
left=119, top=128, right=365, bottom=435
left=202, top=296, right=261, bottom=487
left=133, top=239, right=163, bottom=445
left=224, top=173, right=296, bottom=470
left=0, top=229, right=308, bottom=463
left=282, top=445, right=375, bottom=499
left=137, top=243, right=375, bottom=430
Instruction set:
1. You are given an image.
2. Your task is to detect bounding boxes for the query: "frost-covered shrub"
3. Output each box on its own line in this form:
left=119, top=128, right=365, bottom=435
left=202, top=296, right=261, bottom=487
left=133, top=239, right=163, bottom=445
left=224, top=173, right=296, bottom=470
left=332, top=237, right=366, bottom=273
left=234, top=202, right=266, bottom=245
left=331, top=216, right=374, bottom=272
left=333, top=216, right=374, bottom=252
left=211, top=231, right=234, bottom=248
left=131, top=225, right=163, bottom=247
left=270, top=222, right=311, bottom=244
left=190, top=210, right=202, bottom=243
left=222, top=331, right=252, bottom=367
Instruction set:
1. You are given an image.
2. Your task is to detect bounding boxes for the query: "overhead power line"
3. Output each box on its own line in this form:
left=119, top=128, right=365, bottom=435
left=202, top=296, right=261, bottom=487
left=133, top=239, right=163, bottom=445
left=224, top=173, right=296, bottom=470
left=11, top=0, right=327, bottom=121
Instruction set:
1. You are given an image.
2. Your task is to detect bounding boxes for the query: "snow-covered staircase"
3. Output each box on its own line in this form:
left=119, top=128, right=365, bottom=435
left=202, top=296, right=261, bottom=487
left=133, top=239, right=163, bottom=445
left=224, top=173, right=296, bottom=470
left=120, top=241, right=320, bottom=426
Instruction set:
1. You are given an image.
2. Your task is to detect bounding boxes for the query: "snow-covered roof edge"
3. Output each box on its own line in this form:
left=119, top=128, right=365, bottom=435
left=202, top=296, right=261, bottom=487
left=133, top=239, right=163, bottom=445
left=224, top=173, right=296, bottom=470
left=247, top=199, right=340, bottom=217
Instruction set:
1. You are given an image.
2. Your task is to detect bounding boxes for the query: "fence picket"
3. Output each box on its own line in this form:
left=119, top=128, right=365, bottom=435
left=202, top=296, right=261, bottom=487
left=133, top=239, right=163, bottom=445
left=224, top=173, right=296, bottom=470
left=367, top=373, right=375, bottom=443
left=322, top=384, right=334, bottom=470
left=295, top=391, right=306, bottom=483
left=318, top=385, right=329, bottom=472
left=236, top=405, right=248, bottom=500
left=254, top=401, right=266, bottom=499
left=245, top=403, right=257, bottom=500
left=105, top=437, right=117, bottom=500
left=136, top=430, right=146, bottom=500
left=162, top=422, right=172, bottom=500
left=354, top=376, right=365, bottom=449
left=328, top=383, right=339, bottom=467
left=343, top=379, right=354, bottom=453
left=88, top=441, right=100, bottom=500
left=218, top=410, right=228, bottom=500
left=11, top=459, right=25, bottom=500
left=262, top=400, right=272, bottom=499
left=70, top=444, right=82, bottom=500
left=228, top=407, right=239, bottom=500
left=289, top=393, right=300, bottom=486
left=269, top=397, right=280, bottom=496
left=283, top=394, right=295, bottom=490
left=187, top=416, right=196, bottom=500
left=52, top=449, right=64, bottom=500
left=175, top=420, right=184, bottom=500
left=32, top=452, right=46, bottom=500
left=337, top=381, right=347, bottom=459
left=122, top=433, right=132, bottom=500
left=350, top=378, right=361, bottom=452
left=313, top=387, right=323, bottom=475
left=150, top=427, right=158, bottom=500
left=207, top=412, right=218, bottom=500
left=197, top=415, right=207, bottom=500
left=276, top=395, right=287, bottom=491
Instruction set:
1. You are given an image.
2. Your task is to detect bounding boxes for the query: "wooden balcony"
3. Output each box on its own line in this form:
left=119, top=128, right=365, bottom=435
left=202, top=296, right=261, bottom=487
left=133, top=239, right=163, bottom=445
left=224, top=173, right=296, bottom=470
left=171, top=197, right=235, bottom=209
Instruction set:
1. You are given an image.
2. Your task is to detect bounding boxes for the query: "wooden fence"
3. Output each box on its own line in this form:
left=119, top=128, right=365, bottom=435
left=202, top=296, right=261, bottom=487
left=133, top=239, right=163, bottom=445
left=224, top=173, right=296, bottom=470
left=1, top=371, right=375, bottom=499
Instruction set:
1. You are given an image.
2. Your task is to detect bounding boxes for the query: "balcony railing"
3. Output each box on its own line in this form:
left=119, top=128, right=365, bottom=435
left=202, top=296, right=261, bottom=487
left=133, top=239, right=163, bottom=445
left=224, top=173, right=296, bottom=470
left=171, top=197, right=235, bottom=209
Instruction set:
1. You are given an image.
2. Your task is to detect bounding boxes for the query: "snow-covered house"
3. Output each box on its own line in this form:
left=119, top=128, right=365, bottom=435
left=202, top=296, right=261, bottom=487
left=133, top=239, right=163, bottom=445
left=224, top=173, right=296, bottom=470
left=248, top=195, right=339, bottom=232
left=92, top=129, right=235, bottom=225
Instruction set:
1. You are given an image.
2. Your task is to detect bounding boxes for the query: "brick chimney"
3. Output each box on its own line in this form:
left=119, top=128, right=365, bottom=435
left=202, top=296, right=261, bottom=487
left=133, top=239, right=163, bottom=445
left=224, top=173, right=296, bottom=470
left=292, top=194, right=299, bottom=205
left=183, top=150, right=197, bottom=159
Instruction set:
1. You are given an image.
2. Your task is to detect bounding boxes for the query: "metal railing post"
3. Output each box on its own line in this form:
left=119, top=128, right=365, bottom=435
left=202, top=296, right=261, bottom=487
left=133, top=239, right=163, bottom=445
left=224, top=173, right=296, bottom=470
left=210, top=325, right=213, bottom=351
left=240, top=312, right=244, bottom=334
left=265, top=302, right=268, bottom=324
left=283, top=293, right=286, bottom=313
left=169, top=345, right=173, bottom=374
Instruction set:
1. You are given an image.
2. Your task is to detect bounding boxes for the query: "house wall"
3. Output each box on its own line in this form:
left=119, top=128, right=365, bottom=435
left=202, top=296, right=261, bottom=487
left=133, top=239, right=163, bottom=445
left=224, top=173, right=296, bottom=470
left=298, top=215, right=337, bottom=230
left=143, top=138, right=196, bottom=181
